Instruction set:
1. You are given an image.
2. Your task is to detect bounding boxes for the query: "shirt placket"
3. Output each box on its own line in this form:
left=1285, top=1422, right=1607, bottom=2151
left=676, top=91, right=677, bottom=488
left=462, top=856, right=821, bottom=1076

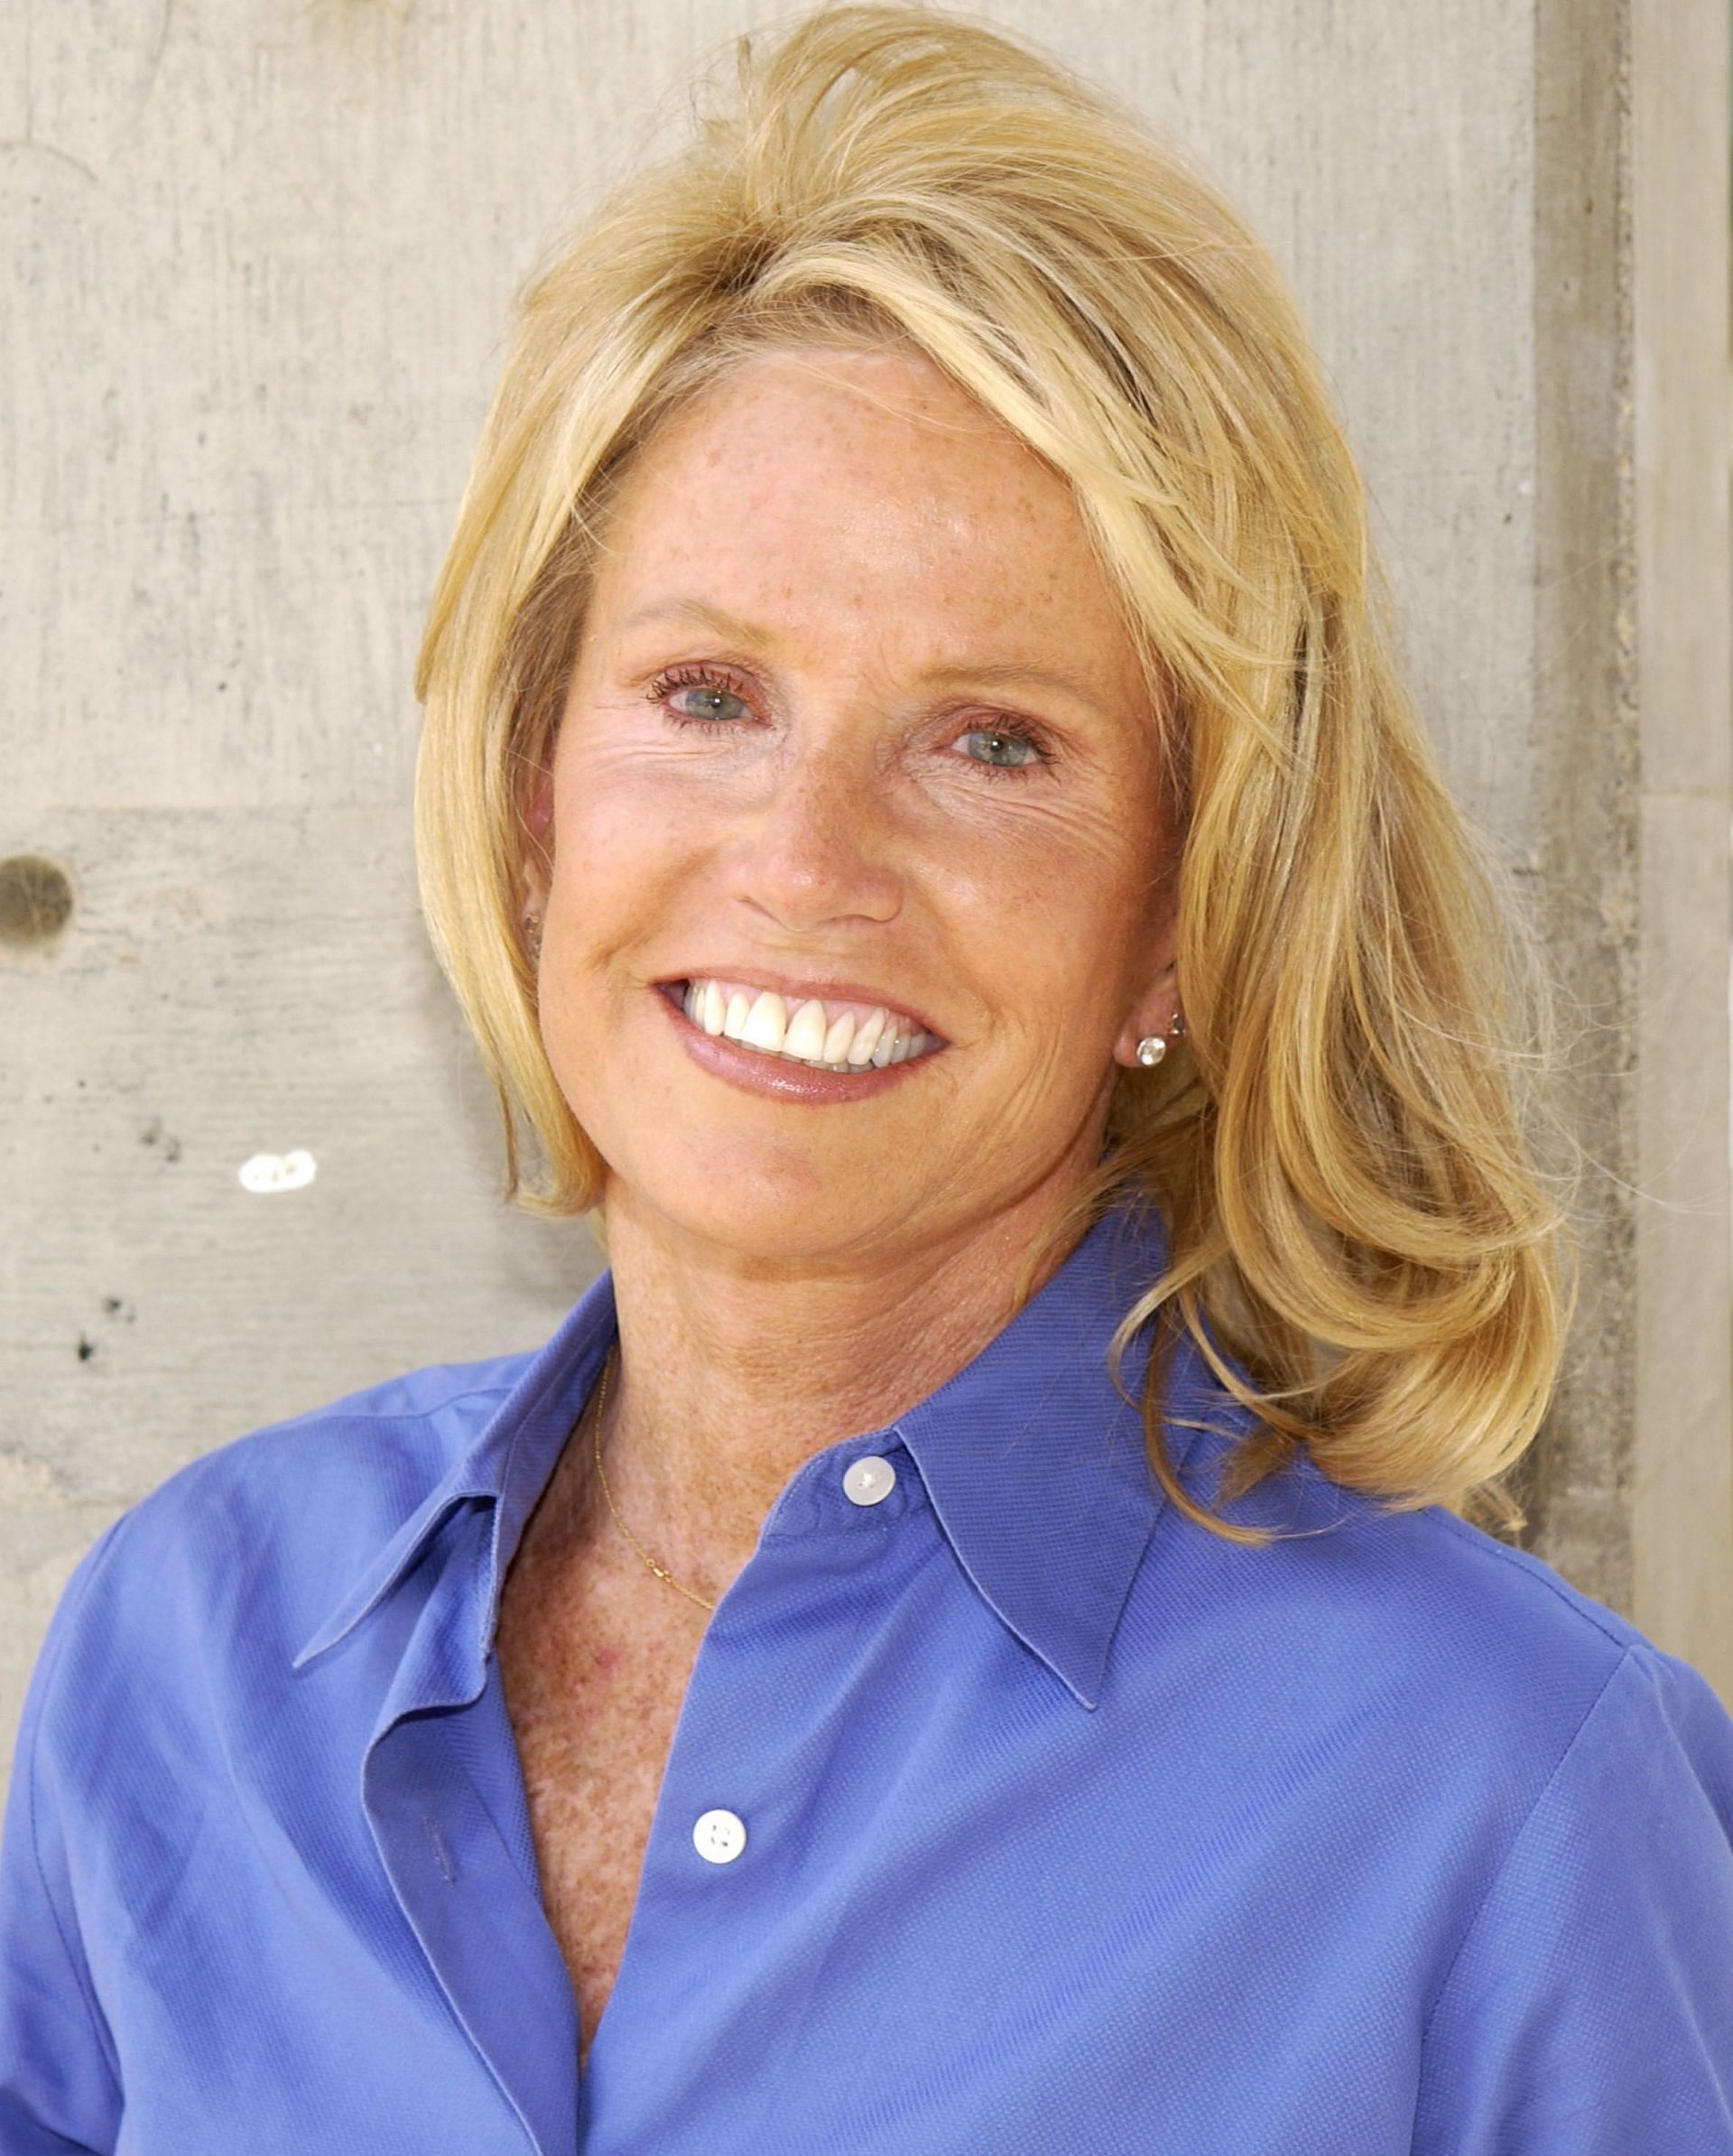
left=577, top=1438, right=912, bottom=2150
left=360, top=1498, right=582, bottom=2155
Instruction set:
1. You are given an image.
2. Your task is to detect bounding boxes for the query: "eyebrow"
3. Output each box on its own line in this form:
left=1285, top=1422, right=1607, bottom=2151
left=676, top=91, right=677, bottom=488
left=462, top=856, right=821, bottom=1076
left=618, top=597, right=776, bottom=646
left=616, top=598, right=1113, bottom=714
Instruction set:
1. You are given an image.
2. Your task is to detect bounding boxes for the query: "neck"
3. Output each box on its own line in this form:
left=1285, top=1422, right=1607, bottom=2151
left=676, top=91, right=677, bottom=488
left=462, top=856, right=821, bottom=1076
left=586, top=1168, right=1097, bottom=1605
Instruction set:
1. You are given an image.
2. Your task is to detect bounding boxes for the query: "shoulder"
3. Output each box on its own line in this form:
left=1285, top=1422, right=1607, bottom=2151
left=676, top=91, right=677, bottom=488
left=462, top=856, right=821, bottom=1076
left=30, top=1348, right=536, bottom=1720
left=1168, top=1430, right=1728, bottom=1822
left=1399, top=1555, right=1733, bottom=2142
left=125, top=1343, right=531, bottom=1554
left=1148, top=1436, right=1733, bottom=2037
left=1182, top=1428, right=1645, bottom=1657
left=1351, top=1495, right=1733, bottom=1826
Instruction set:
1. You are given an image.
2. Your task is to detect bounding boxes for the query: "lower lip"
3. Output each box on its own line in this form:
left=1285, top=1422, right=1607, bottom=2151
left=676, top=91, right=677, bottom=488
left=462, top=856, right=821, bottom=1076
left=652, top=983, right=946, bottom=1105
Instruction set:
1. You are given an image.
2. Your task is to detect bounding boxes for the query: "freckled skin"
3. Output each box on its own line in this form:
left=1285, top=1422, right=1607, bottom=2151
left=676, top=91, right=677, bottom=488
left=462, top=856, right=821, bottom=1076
left=533, top=357, right=1173, bottom=1264
left=499, top=344, right=1182, bottom=2065
left=497, top=1428, right=709, bottom=2073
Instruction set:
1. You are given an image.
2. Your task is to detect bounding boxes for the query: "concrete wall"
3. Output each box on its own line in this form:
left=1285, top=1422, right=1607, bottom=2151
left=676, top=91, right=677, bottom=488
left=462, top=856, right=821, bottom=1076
left=3, top=0, right=1728, bottom=1782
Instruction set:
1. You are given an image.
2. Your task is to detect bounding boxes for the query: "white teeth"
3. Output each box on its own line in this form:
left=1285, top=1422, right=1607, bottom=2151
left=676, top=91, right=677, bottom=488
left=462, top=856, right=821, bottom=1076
left=847, top=1008, right=885, bottom=1065
left=740, top=990, right=787, bottom=1053
left=675, top=979, right=937, bottom=1073
left=782, top=998, right=829, bottom=1060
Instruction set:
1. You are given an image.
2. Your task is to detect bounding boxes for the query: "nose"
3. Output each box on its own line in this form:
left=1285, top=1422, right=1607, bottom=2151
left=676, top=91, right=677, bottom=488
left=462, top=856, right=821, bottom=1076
left=724, top=711, right=903, bottom=932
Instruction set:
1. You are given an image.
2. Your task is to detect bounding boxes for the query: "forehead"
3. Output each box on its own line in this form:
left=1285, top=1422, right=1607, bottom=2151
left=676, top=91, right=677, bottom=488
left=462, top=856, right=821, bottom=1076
left=628, top=342, right=1045, bottom=492
left=588, top=346, right=1138, bottom=687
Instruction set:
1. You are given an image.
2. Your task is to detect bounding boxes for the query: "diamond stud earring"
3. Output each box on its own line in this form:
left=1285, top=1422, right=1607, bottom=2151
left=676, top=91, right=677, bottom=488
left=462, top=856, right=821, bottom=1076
left=1134, top=1009, right=1185, bottom=1066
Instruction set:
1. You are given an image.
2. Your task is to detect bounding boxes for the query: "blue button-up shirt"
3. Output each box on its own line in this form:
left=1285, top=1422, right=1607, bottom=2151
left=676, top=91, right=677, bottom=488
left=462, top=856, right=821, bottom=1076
left=5, top=1194, right=1733, bottom=2152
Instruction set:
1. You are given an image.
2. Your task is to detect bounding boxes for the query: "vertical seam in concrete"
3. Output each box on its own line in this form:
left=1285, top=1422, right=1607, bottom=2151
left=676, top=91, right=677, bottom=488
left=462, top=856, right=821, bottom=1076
left=1628, top=0, right=1733, bottom=1695
left=1524, top=0, right=1639, bottom=1618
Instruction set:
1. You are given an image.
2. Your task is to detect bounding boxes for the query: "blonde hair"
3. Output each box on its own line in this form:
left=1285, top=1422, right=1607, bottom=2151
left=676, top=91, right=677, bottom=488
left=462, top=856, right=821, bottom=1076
left=413, top=1, right=1575, bottom=1547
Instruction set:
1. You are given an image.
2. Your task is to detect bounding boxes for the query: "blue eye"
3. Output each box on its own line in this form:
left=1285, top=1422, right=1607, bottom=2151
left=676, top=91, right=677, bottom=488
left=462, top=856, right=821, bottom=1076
left=675, top=685, right=747, bottom=724
left=648, top=667, right=751, bottom=730
left=958, top=726, right=1049, bottom=777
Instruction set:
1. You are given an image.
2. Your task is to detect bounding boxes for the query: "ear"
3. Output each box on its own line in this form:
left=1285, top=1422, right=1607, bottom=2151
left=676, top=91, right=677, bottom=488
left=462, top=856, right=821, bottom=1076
left=1112, top=917, right=1184, bottom=1070
left=516, top=767, right=555, bottom=906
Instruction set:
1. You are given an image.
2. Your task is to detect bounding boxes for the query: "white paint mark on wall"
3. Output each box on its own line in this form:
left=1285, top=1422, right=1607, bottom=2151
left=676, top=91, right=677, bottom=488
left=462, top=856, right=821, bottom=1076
left=238, top=1149, right=317, bottom=1194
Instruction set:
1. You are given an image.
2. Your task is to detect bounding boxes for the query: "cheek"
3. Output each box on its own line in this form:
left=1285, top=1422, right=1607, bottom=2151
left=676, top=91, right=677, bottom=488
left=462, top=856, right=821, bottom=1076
left=957, top=796, right=1139, bottom=929
left=940, top=842, right=1139, bottom=1027
left=546, top=748, right=671, bottom=881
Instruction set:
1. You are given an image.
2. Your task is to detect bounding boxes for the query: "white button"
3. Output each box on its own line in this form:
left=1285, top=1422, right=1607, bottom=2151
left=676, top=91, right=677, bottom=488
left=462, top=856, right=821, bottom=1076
left=693, top=1808, right=747, bottom=1863
left=843, top=1454, right=896, bottom=1506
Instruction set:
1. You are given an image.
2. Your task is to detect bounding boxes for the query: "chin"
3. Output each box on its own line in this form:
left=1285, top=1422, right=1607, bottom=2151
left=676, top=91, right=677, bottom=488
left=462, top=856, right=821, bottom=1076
left=620, top=1164, right=922, bottom=1259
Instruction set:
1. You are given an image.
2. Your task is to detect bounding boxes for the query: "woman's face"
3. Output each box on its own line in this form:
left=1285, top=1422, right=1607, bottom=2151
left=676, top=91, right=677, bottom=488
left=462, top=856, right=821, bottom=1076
left=524, top=344, right=1179, bottom=1263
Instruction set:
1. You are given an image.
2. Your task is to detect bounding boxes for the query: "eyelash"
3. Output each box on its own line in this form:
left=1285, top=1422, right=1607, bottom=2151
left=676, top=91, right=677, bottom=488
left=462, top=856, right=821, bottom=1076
left=644, top=663, right=1055, bottom=782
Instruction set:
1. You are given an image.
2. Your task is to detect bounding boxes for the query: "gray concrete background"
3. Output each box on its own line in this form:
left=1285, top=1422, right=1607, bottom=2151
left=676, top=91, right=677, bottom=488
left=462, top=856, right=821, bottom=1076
left=3, top=0, right=1728, bottom=1778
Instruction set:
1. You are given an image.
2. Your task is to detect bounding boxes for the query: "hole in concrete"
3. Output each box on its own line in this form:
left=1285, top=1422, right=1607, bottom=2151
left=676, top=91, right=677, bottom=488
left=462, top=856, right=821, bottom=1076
left=0, top=855, right=75, bottom=947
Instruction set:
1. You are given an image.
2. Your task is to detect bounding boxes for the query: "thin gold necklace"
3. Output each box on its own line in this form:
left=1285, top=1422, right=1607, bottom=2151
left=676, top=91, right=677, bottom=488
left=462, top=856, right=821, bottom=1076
left=589, top=1343, right=718, bottom=1612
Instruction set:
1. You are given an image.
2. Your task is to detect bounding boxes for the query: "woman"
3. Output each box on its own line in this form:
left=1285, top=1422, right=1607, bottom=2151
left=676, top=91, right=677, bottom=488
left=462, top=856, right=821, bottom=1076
left=4, top=5, right=1730, bottom=2149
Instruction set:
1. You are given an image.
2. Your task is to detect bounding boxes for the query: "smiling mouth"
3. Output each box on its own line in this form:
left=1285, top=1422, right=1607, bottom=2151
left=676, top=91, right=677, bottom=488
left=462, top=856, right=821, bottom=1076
left=658, top=977, right=945, bottom=1072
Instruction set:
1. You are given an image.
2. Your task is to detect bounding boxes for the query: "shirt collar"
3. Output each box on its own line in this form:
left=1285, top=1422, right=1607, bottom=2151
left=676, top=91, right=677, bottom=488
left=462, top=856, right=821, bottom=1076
left=292, top=1191, right=1251, bottom=1708
left=891, top=1193, right=1244, bottom=1706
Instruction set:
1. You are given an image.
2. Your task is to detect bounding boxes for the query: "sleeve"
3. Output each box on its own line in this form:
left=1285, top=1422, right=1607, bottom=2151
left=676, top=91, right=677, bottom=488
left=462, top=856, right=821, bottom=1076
left=0, top=1521, right=127, bottom=2154
left=1412, top=1640, right=1733, bottom=2153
